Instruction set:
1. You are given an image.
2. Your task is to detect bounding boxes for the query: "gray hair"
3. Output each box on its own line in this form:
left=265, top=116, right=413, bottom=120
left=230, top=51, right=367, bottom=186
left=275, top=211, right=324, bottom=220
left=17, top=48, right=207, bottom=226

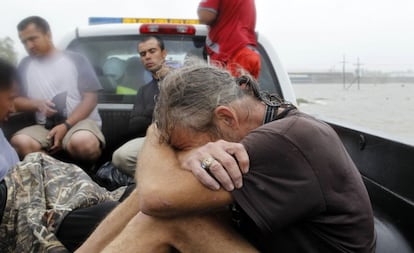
left=154, top=61, right=250, bottom=143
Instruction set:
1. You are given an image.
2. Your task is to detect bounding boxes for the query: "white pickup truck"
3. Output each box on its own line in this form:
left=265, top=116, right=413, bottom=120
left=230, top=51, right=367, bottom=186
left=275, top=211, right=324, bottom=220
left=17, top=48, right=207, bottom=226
left=5, top=17, right=413, bottom=252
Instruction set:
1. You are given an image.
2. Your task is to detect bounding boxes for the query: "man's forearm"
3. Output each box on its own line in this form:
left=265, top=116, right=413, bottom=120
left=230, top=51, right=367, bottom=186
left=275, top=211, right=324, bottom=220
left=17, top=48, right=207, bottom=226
left=137, top=125, right=232, bottom=217
left=198, top=9, right=217, bottom=25
left=75, top=189, right=140, bottom=253
left=66, top=92, right=97, bottom=125
left=14, top=96, right=39, bottom=112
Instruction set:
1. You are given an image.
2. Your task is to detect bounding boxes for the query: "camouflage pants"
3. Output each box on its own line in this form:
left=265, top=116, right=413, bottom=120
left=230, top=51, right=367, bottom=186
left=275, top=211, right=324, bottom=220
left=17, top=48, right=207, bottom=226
left=0, top=153, right=126, bottom=253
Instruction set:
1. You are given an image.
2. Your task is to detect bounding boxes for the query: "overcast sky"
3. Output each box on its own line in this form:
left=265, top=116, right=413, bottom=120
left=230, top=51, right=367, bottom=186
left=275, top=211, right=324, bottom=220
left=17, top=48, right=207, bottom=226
left=1, top=0, right=413, bottom=71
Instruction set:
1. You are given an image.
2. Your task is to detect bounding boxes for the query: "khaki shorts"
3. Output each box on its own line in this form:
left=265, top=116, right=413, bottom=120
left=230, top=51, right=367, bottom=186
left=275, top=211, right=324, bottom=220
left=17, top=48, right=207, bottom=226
left=112, top=137, right=146, bottom=177
left=13, top=119, right=106, bottom=150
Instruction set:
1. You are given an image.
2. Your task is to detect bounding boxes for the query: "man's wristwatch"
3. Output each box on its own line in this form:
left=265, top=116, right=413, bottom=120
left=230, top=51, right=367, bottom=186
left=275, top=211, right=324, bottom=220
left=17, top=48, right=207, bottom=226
left=63, top=121, right=72, bottom=130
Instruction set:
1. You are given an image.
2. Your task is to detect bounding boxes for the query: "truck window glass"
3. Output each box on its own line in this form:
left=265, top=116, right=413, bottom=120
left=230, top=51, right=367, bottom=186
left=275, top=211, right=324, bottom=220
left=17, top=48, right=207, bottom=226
left=67, top=36, right=283, bottom=104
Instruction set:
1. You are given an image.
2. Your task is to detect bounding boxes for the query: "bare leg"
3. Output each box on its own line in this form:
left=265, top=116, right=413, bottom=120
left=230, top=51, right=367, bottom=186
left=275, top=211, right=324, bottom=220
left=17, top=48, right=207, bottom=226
left=66, top=130, right=101, bottom=161
left=10, top=134, right=42, bottom=159
left=102, top=211, right=259, bottom=253
left=75, top=189, right=140, bottom=253
left=102, top=212, right=171, bottom=253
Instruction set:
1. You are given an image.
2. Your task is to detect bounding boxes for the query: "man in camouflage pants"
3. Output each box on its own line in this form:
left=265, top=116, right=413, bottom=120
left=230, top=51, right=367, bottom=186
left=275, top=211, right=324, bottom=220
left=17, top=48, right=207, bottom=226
left=0, top=59, right=126, bottom=252
left=1, top=153, right=125, bottom=252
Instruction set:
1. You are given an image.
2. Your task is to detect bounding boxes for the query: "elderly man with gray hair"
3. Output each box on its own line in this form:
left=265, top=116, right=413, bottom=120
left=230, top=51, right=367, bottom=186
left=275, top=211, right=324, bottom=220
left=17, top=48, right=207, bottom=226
left=78, top=62, right=376, bottom=253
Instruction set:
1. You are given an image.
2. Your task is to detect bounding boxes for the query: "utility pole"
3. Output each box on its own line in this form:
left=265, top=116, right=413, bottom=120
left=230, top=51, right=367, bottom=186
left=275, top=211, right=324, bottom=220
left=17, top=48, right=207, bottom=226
left=340, top=55, right=347, bottom=89
left=354, top=57, right=363, bottom=90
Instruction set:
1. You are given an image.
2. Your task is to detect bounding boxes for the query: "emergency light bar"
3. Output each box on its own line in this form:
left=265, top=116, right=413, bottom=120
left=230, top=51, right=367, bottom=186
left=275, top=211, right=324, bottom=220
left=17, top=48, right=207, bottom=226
left=140, top=24, right=196, bottom=35
left=88, top=17, right=198, bottom=35
left=89, top=17, right=199, bottom=25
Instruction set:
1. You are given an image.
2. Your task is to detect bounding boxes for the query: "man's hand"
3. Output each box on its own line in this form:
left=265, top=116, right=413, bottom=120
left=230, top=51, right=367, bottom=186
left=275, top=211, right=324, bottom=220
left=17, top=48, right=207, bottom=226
left=178, top=140, right=249, bottom=191
left=36, top=99, right=57, bottom=117
left=47, top=123, right=68, bottom=154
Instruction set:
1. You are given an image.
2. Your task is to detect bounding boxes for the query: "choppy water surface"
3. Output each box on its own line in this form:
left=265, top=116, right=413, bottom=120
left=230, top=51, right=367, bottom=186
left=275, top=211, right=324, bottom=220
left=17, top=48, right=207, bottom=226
left=293, top=83, right=414, bottom=145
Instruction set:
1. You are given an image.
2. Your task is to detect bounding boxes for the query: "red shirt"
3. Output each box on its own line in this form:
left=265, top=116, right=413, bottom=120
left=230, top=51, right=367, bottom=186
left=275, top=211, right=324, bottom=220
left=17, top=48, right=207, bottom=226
left=198, top=0, right=257, bottom=63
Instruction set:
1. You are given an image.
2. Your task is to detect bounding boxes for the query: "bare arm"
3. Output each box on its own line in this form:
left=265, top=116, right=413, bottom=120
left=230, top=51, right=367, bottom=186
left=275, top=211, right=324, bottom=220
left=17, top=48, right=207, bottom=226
left=75, top=189, right=140, bottom=253
left=198, top=8, right=217, bottom=25
left=137, top=124, right=233, bottom=218
left=65, top=91, right=98, bottom=126
left=14, top=96, right=57, bottom=116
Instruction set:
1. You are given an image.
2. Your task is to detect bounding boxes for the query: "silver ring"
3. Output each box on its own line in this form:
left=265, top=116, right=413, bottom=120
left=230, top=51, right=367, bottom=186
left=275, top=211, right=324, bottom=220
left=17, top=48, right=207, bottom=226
left=201, top=157, right=215, bottom=171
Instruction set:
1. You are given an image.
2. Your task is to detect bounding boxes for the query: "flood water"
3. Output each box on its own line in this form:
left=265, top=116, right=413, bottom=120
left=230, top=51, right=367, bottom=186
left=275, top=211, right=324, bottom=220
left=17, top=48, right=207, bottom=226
left=292, top=83, right=414, bottom=145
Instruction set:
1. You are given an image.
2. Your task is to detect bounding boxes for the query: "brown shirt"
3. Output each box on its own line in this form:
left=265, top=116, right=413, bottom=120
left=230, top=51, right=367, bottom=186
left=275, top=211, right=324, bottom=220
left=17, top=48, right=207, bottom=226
left=233, top=110, right=376, bottom=252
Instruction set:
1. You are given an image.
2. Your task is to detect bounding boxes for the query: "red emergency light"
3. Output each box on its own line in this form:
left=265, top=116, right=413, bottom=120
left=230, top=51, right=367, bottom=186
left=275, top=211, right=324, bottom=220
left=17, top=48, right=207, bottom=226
left=139, top=24, right=196, bottom=35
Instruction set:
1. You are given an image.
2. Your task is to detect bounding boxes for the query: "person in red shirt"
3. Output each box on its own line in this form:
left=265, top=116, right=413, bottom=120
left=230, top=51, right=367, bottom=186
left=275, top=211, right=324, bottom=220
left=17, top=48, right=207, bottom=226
left=198, top=0, right=261, bottom=79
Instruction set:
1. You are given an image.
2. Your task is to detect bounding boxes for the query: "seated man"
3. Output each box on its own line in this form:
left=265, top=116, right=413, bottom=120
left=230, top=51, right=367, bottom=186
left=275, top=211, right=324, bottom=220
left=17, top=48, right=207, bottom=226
left=111, top=35, right=170, bottom=177
left=0, top=58, right=127, bottom=252
left=11, top=16, right=104, bottom=163
left=78, top=62, right=376, bottom=252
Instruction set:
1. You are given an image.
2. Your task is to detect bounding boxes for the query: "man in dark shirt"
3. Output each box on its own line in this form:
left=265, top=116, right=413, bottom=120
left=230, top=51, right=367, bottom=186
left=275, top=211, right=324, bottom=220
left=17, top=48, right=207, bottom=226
left=111, top=35, right=170, bottom=176
left=78, top=63, right=376, bottom=252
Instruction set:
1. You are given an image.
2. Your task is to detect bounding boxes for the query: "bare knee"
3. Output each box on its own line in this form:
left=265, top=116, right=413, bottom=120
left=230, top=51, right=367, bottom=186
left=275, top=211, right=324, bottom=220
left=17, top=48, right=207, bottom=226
left=66, top=130, right=102, bottom=161
left=111, top=145, right=137, bottom=176
left=10, top=134, right=42, bottom=159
